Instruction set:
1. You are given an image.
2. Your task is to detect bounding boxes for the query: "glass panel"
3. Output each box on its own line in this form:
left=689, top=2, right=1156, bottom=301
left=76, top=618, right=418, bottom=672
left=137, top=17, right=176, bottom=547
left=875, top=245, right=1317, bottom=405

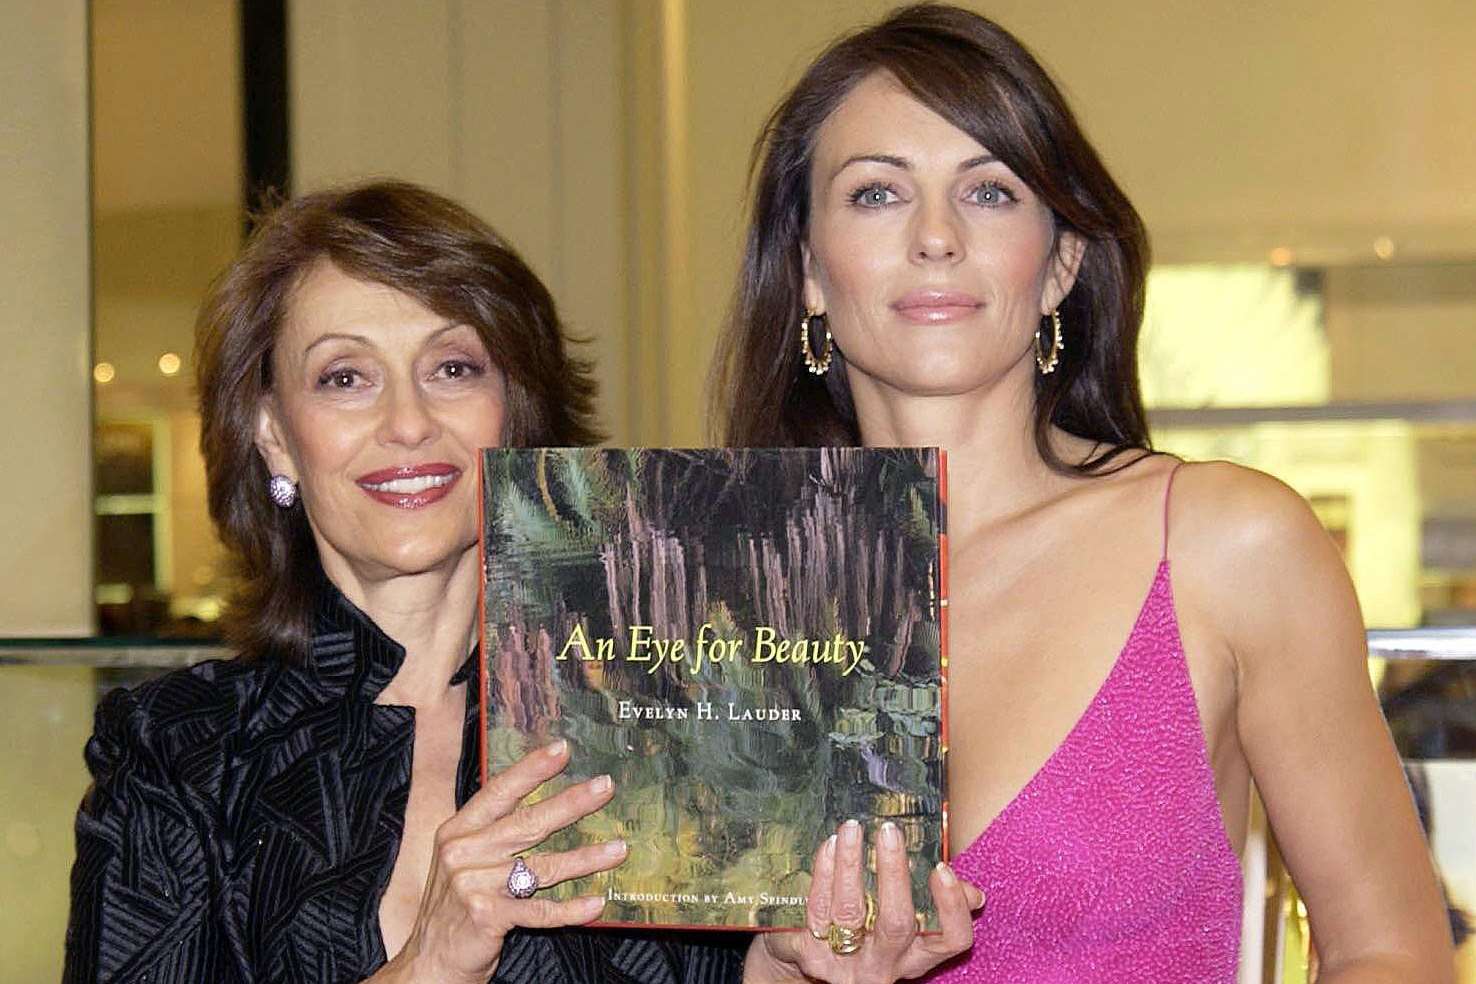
left=1143, top=259, right=1476, bottom=632
left=90, top=0, right=241, bottom=639
left=93, top=420, right=154, bottom=496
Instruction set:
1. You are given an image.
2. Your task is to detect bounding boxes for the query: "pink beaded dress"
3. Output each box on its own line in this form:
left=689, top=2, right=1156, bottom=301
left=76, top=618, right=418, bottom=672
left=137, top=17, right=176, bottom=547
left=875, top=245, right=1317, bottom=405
left=929, top=463, right=1243, bottom=982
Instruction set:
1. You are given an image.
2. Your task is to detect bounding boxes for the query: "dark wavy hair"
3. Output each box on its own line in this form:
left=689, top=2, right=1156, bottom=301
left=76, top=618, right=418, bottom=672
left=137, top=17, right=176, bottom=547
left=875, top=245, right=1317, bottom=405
left=195, top=180, right=602, bottom=664
left=713, top=3, right=1151, bottom=472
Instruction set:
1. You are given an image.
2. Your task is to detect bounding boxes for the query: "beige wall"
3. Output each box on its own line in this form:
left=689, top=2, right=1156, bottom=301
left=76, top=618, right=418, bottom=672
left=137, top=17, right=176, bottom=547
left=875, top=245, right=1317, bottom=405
left=1326, top=262, right=1476, bottom=402
left=0, top=2, right=93, bottom=634
left=91, top=0, right=242, bottom=213
left=290, top=0, right=633, bottom=442
left=0, top=3, right=94, bottom=978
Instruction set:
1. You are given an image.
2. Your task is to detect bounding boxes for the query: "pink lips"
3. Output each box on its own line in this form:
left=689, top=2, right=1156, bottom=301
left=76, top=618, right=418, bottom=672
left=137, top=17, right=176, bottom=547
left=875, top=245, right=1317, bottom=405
left=355, top=462, right=461, bottom=509
left=891, top=289, right=983, bottom=324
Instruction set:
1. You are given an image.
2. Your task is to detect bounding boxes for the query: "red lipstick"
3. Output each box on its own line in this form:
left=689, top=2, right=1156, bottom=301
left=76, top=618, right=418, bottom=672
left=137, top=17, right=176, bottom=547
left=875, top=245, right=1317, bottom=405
left=355, top=462, right=461, bottom=509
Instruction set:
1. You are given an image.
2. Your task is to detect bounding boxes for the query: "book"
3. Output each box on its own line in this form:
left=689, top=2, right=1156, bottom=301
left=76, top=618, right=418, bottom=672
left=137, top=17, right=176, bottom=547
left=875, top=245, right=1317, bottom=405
left=479, top=447, right=948, bottom=930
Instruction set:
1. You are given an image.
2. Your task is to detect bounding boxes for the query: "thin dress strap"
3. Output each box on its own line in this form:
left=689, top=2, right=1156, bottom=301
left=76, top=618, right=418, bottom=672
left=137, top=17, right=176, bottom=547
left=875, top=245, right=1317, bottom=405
left=1162, top=459, right=1187, bottom=562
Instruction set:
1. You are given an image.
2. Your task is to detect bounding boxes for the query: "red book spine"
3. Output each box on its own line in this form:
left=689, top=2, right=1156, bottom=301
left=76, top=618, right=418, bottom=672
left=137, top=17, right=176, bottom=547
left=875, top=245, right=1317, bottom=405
left=938, top=449, right=950, bottom=863
left=477, top=454, right=490, bottom=787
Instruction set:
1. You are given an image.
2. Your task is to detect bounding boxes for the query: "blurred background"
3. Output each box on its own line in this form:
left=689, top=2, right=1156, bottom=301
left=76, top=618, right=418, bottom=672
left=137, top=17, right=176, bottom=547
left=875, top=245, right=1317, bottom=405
left=1, top=0, right=1472, bottom=979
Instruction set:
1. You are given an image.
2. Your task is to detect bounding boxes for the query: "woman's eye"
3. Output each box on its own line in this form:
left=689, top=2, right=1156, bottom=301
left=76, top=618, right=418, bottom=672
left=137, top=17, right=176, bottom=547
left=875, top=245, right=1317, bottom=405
left=969, top=181, right=1016, bottom=207
left=436, top=360, right=484, bottom=381
left=848, top=183, right=899, bottom=208
left=318, top=367, right=363, bottom=389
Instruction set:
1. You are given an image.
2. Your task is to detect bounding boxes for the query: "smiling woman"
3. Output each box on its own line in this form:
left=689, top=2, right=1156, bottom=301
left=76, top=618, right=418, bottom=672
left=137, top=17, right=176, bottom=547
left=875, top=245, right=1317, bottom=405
left=63, top=182, right=758, bottom=984
left=194, top=182, right=600, bottom=662
left=255, top=261, right=509, bottom=588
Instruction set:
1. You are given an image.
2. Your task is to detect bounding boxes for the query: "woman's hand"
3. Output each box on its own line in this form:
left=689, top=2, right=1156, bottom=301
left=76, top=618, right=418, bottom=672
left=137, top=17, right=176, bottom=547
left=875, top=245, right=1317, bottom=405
left=376, top=739, right=626, bottom=984
left=744, top=819, right=982, bottom=983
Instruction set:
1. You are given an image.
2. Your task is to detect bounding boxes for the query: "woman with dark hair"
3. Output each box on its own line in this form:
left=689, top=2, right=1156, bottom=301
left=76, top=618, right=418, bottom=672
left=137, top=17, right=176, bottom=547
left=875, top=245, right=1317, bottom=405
left=724, top=5, right=1454, bottom=982
left=65, top=181, right=738, bottom=984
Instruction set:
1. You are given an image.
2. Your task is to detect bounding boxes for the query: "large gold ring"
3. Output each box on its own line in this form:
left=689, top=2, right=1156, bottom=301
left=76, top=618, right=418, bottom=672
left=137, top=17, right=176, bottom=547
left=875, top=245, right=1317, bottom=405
left=826, top=893, right=876, bottom=955
left=827, top=923, right=865, bottom=955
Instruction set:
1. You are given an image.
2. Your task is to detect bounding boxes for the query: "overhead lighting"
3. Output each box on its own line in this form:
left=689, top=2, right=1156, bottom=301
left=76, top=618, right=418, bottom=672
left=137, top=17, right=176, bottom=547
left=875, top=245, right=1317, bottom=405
left=93, top=362, right=116, bottom=384
left=1268, top=246, right=1294, bottom=268
left=1373, top=236, right=1396, bottom=261
left=158, top=352, right=182, bottom=376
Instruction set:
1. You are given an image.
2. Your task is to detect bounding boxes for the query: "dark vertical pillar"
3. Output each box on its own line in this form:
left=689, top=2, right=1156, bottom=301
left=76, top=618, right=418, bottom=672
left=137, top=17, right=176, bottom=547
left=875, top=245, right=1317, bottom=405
left=240, top=0, right=290, bottom=228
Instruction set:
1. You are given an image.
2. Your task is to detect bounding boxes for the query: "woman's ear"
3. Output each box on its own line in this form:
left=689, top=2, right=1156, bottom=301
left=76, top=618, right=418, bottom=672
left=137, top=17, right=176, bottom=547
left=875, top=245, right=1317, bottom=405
left=1041, top=230, right=1086, bottom=315
left=255, top=396, right=296, bottom=481
left=801, top=242, right=827, bottom=316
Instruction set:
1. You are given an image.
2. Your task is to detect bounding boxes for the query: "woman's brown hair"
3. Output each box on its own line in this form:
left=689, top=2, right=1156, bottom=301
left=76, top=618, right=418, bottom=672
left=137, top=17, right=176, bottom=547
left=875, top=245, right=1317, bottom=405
left=196, top=180, right=602, bottom=662
left=713, top=3, right=1151, bottom=471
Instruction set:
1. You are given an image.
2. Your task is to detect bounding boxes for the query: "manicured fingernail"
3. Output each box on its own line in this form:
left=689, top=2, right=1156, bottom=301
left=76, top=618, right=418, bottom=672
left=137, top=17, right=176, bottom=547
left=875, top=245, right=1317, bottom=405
left=545, top=739, right=568, bottom=758
left=881, top=821, right=902, bottom=848
left=589, top=774, right=612, bottom=794
left=841, top=818, right=862, bottom=846
left=825, top=834, right=837, bottom=858
left=605, top=839, right=628, bottom=859
left=935, top=861, right=957, bottom=886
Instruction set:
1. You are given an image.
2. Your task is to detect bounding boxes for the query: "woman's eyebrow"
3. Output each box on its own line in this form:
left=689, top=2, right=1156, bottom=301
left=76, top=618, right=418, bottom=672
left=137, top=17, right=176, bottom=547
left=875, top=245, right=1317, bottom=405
left=829, top=151, right=1002, bottom=183
left=302, top=332, right=369, bottom=358
left=957, top=153, right=1000, bottom=170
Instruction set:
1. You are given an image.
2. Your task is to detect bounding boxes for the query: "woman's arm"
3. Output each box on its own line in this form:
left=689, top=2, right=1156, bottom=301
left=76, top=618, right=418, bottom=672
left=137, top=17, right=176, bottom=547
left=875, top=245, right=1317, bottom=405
left=64, top=686, right=248, bottom=983
left=1177, top=462, right=1454, bottom=983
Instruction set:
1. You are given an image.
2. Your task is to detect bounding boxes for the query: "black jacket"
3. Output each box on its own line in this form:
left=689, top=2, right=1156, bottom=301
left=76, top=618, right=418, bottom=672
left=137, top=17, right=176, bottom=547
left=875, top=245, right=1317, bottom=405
left=64, top=583, right=746, bottom=983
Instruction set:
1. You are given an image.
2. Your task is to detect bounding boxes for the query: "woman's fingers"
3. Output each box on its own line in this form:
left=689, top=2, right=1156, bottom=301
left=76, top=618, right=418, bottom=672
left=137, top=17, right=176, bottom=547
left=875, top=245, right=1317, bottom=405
left=870, top=821, right=918, bottom=952
left=804, top=832, right=838, bottom=939
left=438, top=772, right=616, bottom=869
left=510, top=894, right=608, bottom=929
left=910, top=863, right=980, bottom=961
left=494, top=773, right=615, bottom=853
left=446, top=840, right=628, bottom=902
left=829, top=819, right=868, bottom=930
left=450, top=739, right=572, bottom=832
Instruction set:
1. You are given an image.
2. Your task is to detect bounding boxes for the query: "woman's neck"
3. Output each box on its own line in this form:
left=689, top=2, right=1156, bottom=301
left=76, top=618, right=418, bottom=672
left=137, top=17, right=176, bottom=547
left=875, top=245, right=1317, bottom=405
left=850, top=366, right=1074, bottom=546
left=319, top=546, right=481, bottom=708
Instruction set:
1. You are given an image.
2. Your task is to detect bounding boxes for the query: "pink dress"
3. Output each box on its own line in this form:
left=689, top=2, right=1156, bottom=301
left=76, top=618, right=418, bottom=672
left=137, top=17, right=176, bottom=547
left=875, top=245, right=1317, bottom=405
left=930, top=464, right=1243, bottom=981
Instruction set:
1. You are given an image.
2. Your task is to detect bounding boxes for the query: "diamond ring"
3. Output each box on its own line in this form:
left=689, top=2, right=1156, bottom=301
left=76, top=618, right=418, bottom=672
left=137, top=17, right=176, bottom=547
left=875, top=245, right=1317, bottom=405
left=507, top=857, right=539, bottom=899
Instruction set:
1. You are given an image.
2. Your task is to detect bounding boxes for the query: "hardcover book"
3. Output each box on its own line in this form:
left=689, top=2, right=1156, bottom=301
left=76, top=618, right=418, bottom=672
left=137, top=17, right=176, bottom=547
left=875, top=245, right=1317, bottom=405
left=479, top=447, right=948, bottom=930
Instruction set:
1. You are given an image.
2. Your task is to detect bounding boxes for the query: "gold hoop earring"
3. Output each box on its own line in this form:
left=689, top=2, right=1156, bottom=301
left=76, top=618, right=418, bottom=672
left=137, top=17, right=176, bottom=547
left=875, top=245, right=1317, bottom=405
left=800, top=312, right=833, bottom=375
left=1035, top=309, right=1064, bottom=374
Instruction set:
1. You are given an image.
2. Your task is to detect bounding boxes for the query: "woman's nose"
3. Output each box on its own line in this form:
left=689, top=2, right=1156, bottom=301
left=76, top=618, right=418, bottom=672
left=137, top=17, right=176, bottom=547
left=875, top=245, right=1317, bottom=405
left=911, top=199, right=964, bottom=264
left=378, top=380, right=439, bottom=448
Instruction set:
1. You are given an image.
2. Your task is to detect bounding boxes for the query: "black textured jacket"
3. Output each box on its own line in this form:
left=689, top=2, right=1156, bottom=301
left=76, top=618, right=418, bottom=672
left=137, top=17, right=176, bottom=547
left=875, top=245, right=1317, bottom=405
left=64, top=584, right=746, bottom=983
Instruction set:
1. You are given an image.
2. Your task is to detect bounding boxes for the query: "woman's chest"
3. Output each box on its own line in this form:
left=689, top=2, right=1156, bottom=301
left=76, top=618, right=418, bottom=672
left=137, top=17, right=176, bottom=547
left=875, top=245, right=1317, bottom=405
left=377, top=704, right=466, bottom=958
left=941, top=554, right=1241, bottom=854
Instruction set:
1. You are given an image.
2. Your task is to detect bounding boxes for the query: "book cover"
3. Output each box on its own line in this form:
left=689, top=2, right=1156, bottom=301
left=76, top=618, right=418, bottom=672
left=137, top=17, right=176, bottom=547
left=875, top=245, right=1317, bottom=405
left=479, top=447, right=948, bottom=930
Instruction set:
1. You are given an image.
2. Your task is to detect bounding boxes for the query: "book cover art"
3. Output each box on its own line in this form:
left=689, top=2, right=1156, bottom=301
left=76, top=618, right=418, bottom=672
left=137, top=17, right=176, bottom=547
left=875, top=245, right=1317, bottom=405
left=479, top=447, right=947, bottom=930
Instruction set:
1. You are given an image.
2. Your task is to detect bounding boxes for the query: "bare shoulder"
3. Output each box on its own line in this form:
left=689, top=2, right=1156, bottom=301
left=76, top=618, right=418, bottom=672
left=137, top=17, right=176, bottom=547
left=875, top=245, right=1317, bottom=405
left=1165, top=460, right=1363, bottom=670
left=1166, top=459, right=1336, bottom=570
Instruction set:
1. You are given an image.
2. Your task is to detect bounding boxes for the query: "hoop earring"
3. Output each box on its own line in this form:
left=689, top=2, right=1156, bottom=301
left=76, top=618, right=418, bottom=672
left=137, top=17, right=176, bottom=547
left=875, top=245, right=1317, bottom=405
left=800, top=312, right=833, bottom=376
left=1035, top=309, right=1064, bottom=374
left=268, top=474, right=298, bottom=508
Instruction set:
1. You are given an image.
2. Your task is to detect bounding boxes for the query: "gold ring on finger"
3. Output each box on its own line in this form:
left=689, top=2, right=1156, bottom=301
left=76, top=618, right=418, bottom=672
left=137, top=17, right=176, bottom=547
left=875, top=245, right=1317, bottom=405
left=864, top=891, right=877, bottom=932
left=827, top=922, right=866, bottom=955
left=808, top=922, right=829, bottom=941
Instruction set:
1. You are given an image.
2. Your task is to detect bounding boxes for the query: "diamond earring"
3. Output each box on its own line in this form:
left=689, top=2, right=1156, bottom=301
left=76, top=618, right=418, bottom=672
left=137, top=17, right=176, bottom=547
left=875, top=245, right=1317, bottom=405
left=267, top=474, right=298, bottom=508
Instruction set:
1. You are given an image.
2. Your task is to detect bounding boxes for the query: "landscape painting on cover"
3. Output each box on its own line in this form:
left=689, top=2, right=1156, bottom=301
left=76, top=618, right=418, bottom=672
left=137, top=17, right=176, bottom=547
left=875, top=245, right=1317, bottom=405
left=480, top=447, right=946, bottom=929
